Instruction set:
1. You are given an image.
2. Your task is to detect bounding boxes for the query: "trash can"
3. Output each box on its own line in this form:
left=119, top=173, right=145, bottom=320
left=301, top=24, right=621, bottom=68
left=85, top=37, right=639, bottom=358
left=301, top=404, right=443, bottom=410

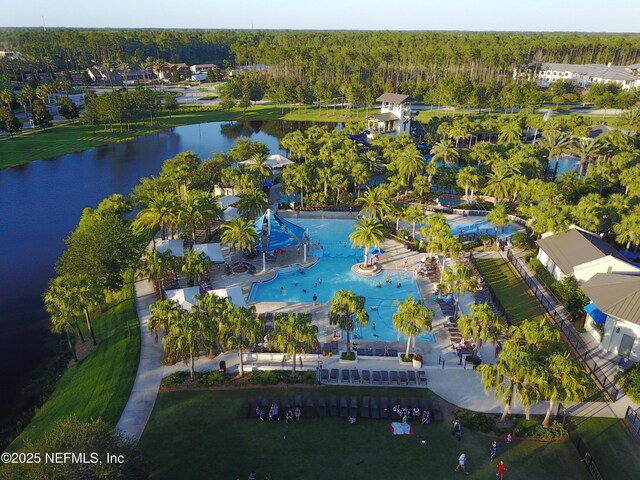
left=219, top=361, right=226, bottom=373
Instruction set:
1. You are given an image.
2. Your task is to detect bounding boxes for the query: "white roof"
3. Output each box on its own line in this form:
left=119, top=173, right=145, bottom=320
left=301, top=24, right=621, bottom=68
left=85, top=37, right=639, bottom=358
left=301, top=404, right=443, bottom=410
left=209, top=286, right=248, bottom=308
left=217, top=195, right=240, bottom=208
left=192, top=243, right=224, bottom=263
left=156, top=239, right=184, bottom=257
left=165, top=286, right=201, bottom=311
left=238, top=154, right=293, bottom=169
left=224, top=206, right=239, bottom=221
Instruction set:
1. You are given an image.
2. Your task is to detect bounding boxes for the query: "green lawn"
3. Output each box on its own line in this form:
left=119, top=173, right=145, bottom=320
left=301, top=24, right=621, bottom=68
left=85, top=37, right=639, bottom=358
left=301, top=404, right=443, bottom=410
left=7, top=275, right=140, bottom=452
left=140, top=387, right=590, bottom=480
left=0, top=105, right=369, bottom=169
left=474, top=256, right=546, bottom=325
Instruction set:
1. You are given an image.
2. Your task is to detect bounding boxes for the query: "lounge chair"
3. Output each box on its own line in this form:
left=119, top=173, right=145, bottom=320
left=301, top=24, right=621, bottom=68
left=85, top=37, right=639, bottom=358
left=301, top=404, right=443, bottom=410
left=407, top=370, right=417, bottom=384
left=340, top=396, right=349, bottom=417
left=399, top=371, right=408, bottom=385
left=241, top=399, right=250, bottom=418
left=418, top=370, right=428, bottom=385
left=388, top=349, right=398, bottom=357
left=400, top=398, right=409, bottom=412
left=322, top=343, right=331, bottom=355
left=351, top=369, right=361, bottom=383
left=381, top=371, right=389, bottom=384
left=390, top=397, right=400, bottom=419
left=362, top=370, right=371, bottom=384
left=329, top=395, right=338, bottom=417
left=372, top=370, right=381, bottom=384
left=321, top=368, right=329, bottom=383
left=330, top=369, right=339, bottom=383
left=374, top=348, right=385, bottom=356
left=410, top=398, right=419, bottom=412
left=295, top=395, right=303, bottom=410
left=361, top=396, right=370, bottom=418
left=261, top=398, right=270, bottom=411
left=370, top=397, right=380, bottom=419
left=306, top=395, right=315, bottom=418
left=281, top=397, right=291, bottom=411
left=341, top=369, right=350, bottom=384
left=379, top=397, right=389, bottom=418
left=317, top=396, right=327, bottom=417
left=421, top=397, right=431, bottom=413
left=390, top=370, right=399, bottom=385
left=431, top=401, right=443, bottom=422
left=349, top=397, right=358, bottom=418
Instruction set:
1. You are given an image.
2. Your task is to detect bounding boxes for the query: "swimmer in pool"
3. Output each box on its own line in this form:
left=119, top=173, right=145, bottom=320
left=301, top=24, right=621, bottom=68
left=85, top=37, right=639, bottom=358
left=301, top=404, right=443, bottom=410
left=397, top=282, right=402, bottom=288
left=302, top=289, right=308, bottom=293
left=280, top=287, right=285, bottom=294
left=372, top=323, right=376, bottom=330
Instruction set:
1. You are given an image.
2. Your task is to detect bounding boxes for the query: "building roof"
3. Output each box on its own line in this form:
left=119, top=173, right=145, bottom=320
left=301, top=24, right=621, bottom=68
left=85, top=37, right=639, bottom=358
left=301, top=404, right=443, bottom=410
left=368, top=112, right=399, bottom=122
left=539, top=63, right=639, bottom=82
left=581, top=273, right=640, bottom=326
left=376, top=93, right=410, bottom=104
left=536, top=228, right=628, bottom=274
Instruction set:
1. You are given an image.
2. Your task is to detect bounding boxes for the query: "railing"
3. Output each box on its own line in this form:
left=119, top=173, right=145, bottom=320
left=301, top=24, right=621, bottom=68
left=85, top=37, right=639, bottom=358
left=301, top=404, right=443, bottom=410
left=557, top=403, right=606, bottom=480
left=624, top=405, right=640, bottom=438
left=506, top=249, right=621, bottom=402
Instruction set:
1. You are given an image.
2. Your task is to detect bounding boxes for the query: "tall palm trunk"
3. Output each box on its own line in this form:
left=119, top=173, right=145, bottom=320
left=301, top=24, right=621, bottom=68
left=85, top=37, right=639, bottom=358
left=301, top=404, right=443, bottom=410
left=83, top=307, right=97, bottom=346
left=542, top=400, right=555, bottom=428
left=189, top=353, right=195, bottom=381
left=239, top=347, right=244, bottom=377
left=66, top=330, right=78, bottom=362
left=405, top=335, right=412, bottom=357
left=74, top=322, right=85, bottom=343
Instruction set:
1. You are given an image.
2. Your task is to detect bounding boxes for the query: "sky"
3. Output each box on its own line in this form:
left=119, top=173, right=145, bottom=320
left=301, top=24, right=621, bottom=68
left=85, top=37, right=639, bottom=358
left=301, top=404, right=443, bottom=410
left=1, top=0, right=639, bottom=32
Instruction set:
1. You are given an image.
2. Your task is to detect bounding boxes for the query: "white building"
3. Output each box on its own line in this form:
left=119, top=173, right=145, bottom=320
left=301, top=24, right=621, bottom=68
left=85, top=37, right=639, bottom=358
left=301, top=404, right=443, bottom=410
left=581, top=273, right=640, bottom=362
left=535, top=227, right=639, bottom=283
left=367, top=93, right=412, bottom=135
left=190, top=64, right=219, bottom=74
left=514, top=62, right=640, bottom=91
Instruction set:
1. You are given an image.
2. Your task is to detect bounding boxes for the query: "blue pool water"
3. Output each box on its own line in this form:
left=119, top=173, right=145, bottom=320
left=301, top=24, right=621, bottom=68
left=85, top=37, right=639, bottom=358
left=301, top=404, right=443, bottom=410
left=551, top=155, right=581, bottom=176
left=248, top=217, right=434, bottom=342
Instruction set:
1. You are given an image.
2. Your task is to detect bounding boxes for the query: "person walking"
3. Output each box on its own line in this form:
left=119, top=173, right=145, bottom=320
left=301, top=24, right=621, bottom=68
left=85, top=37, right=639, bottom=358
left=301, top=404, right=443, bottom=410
left=506, top=432, right=512, bottom=447
left=497, top=460, right=506, bottom=479
left=489, top=440, right=497, bottom=462
left=454, top=452, right=468, bottom=474
left=452, top=419, right=462, bottom=441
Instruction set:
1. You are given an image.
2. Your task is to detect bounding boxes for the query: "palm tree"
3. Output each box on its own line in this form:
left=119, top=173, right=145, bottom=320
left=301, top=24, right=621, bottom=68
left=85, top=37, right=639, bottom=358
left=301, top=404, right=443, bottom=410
left=540, top=131, right=571, bottom=178
left=195, top=293, right=232, bottom=356
left=486, top=202, right=510, bottom=239
left=49, top=307, right=79, bottom=362
left=181, top=249, right=212, bottom=287
left=356, top=187, right=392, bottom=221
left=177, top=190, right=220, bottom=243
left=413, top=175, right=431, bottom=203
left=497, top=121, right=522, bottom=144
left=431, top=139, right=459, bottom=166
left=396, top=147, right=425, bottom=185
left=392, top=295, right=434, bottom=357
left=439, top=264, right=477, bottom=319
left=403, top=204, right=425, bottom=238
left=149, top=298, right=183, bottom=343
left=220, top=217, right=258, bottom=261
left=483, top=171, right=511, bottom=201
left=349, top=216, right=384, bottom=268
left=424, top=161, right=439, bottom=184
left=162, top=309, right=201, bottom=381
left=133, top=191, right=180, bottom=241
left=573, top=137, right=601, bottom=176
left=237, top=188, right=268, bottom=220
left=539, top=353, right=588, bottom=428
left=226, top=305, right=262, bottom=377
left=63, top=274, right=104, bottom=346
left=44, top=276, right=86, bottom=345
left=329, top=290, right=368, bottom=354
left=456, top=166, right=481, bottom=201
left=138, top=249, right=175, bottom=300
left=614, top=207, right=640, bottom=254
left=246, top=153, right=273, bottom=185
left=622, top=107, right=640, bottom=135
left=457, top=303, right=505, bottom=354
left=619, top=164, right=640, bottom=197
left=282, top=163, right=308, bottom=208
left=271, top=313, right=319, bottom=376
left=0, top=88, right=13, bottom=109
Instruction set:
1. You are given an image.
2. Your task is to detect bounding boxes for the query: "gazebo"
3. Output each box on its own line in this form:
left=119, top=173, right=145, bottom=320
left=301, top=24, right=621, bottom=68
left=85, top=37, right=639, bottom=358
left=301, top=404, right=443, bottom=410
left=253, top=209, right=307, bottom=272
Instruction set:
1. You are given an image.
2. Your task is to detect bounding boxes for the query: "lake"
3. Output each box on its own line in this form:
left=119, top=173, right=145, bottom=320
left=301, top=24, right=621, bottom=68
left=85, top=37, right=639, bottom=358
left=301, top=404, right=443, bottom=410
left=0, top=119, right=335, bottom=417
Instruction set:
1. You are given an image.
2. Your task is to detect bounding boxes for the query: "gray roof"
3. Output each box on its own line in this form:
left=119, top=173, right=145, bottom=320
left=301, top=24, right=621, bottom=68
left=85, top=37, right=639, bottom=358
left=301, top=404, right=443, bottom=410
left=376, top=93, right=410, bottom=104
left=368, top=112, right=399, bottom=122
left=536, top=228, right=628, bottom=274
left=581, top=273, right=640, bottom=326
left=539, top=63, right=639, bottom=82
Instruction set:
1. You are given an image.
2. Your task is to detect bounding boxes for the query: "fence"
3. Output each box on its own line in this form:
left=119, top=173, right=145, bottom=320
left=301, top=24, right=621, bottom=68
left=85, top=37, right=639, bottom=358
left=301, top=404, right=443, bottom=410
left=557, top=403, right=606, bottom=480
left=506, top=250, right=621, bottom=402
left=624, top=405, right=640, bottom=438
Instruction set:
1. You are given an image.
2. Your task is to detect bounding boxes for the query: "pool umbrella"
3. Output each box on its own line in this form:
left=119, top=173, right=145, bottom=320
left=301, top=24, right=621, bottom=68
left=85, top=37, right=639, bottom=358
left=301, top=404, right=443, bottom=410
left=369, top=247, right=385, bottom=255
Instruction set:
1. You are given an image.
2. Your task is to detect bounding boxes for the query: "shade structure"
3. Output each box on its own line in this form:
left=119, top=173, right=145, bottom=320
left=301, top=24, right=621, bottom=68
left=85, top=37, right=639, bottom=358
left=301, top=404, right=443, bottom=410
left=369, top=247, right=385, bottom=255
left=224, top=206, right=239, bottom=221
left=192, top=243, right=224, bottom=263
left=217, top=195, right=240, bottom=209
left=165, top=286, right=201, bottom=311
left=584, top=302, right=608, bottom=324
left=156, top=239, right=184, bottom=257
left=209, top=286, right=248, bottom=308
left=253, top=209, right=306, bottom=252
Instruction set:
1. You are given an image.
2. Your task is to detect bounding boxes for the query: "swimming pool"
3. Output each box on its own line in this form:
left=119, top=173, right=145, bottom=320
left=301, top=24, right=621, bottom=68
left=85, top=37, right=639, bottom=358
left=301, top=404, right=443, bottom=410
left=248, top=217, right=433, bottom=342
left=550, top=155, right=581, bottom=176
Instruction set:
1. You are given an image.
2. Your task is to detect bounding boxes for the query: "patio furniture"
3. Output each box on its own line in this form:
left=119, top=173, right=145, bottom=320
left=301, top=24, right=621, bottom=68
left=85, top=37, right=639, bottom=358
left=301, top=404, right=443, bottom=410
left=321, top=368, right=329, bottom=383
left=351, top=369, right=361, bottom=383
left=381, top=371, right=389, bottom=384
left=305, top=395, right=315, bottom=418
left=390, top=371, right=399, bottom=385
left=372, top=371, right=381, bottom=384
left=340, top=396, right=349, bottom=417
left=329, top=395, right=338, bottom=416
left=379, top=397, right=389, bottom=418
left=349, top=397, right=358, bottom=418
left=400, top=398, right=409, bottom=412
left=331, top=341, right=339, bottom=355
left=341, top=369, right=350, bottom=384
left=295, top=395, right=303, bottom=410
left=330, top=369, right=339, bottom=383
left=361, top=396, right=370, bottom=418
left=421, top=397, right=430, bottom=413
left=317, top=396, right=327, bottom=417
left=281, top=397, right=291, bottom=411
left=399, top=371, right=408, bottom=385
left=431, top=401, right=443, bottom=422
left=370, top=397, right=380, bottom=419
left=407, top=370, right=417, bottom=384
left=418, top=371, right=427, bottom=385
left=362, top=370, right=371, bottom=384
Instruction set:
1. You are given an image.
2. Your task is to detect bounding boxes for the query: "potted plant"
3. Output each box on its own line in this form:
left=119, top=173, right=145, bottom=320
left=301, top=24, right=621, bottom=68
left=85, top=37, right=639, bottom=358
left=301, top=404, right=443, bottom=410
left=400, top=353, right=413, bottom=363
left=412, top=354, right=423, bottom=368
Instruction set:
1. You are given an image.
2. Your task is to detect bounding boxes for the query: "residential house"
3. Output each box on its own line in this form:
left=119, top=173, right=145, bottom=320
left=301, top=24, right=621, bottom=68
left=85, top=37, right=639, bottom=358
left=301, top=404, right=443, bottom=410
left=514, top=62, right=640, bottom=91
left=535, top=227, right=639, bottom=283
left=367, top=93, right=412, bottom=135
left=581, top=273, right=640, bottom=362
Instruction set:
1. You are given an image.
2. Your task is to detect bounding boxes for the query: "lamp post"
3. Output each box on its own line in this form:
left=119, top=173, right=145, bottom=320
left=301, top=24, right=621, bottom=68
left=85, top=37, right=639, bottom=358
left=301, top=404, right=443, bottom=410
left=316, top=360, right=323, bottom=385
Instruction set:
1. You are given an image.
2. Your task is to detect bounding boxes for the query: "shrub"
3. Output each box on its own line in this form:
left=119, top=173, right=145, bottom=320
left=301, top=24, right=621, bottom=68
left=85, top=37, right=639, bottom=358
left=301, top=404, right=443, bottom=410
left=529, top=257, right=558, bottom=291
left=513, top=417, right=568, bottom=440
left=161, top=371, right=189, bottom=387
left=453, top=410, right=496, bottom=433
left=248, top=370, right=284, bottom=385
left=197, top=371, right=231, bottom=385
left=400, top=353, right=413, bottom=362
left=301, top=371, right=317, bottom=385
left=462, top=241, right=479, bottom=251
left=398, top=229, right=411, bottom=240
left=341, top=352, right=356, bottom=361
left=513, top=417, right=539, bottom=436
left=512, top=232, right=535, bottom=250
left=620, top=363, right=640, bottom=403
left=554, top=275, right=589, bottom=320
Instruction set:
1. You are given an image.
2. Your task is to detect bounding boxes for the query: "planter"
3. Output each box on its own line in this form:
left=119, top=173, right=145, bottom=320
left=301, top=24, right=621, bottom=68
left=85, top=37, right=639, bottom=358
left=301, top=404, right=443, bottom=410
left=412, top=356, right=423, bottom=368
left=339, top=352, right=357, bottom=364
left=398, top=353, right=413, bottom=365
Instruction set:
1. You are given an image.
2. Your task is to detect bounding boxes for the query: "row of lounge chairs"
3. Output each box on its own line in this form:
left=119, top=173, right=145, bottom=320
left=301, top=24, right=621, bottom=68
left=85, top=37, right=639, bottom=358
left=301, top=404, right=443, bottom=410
left=240, top=395, right=444, bottom=421
left=321, top=368, right=427, bottom=386
left=356, top=348, right=398, bottom=357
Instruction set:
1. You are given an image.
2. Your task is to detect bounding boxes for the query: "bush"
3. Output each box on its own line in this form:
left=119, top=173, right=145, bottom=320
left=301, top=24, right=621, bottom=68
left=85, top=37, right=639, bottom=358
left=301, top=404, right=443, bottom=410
left=400, top=353, right=413, bottom=362
left=462, top=241, right=479, bottom=250
left=512, top=232, right=536, bottom=250
left=248, top=370, right=286, bottom=385
left=197, top=371, right=231, bottom=385
left=161, top=371, right=189, bottom=387
left=513, top=417, right=568, bottom=440
left=301, top=371, right=317, bottom=385
left=529, top=257, right=558, bottom=291
left=453, top=410, right=496, bottom=433
left=341, top=352, right=356, bottom=361
left=397, top=229, right=411, bottom=240
left=620, top=363, right=640, bottom=403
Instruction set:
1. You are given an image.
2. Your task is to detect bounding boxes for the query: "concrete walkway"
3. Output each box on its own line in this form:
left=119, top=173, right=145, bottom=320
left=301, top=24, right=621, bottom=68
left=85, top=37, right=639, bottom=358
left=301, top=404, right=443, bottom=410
left=115, top=276, right=165, bottom=441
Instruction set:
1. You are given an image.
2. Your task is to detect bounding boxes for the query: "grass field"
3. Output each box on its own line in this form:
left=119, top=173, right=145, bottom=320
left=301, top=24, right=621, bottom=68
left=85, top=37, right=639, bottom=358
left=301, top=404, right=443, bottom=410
left=474, top=256, right=546, bottom=325
left=139, top=387, right=591, bottom=480
left=0, top=104, right=370, bottom=169
left=7, top=275, right=140, bottom=452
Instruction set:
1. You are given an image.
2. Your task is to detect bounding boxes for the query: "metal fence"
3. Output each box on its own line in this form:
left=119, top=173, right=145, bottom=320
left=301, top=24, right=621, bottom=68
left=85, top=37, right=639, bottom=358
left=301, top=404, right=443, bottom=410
left=506, top=250, right=621, bottom=402
left=624, top=405, right=640, bottom=438
left=557, top=403, right=606, bottom=480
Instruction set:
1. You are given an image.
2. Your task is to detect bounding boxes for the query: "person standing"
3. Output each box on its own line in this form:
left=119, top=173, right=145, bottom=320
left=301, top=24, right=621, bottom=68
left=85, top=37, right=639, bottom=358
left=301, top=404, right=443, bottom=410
left=454, top=452, right=468, bottom=474
left=452, top=419, right=462, bottom=441
left=489, top=440, right=497, bottom=462
left=506, top=432, right=512, bottom=447
left=312, top=293, right=318, bottom=304
left=497, top=460, right=506, bottom=479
